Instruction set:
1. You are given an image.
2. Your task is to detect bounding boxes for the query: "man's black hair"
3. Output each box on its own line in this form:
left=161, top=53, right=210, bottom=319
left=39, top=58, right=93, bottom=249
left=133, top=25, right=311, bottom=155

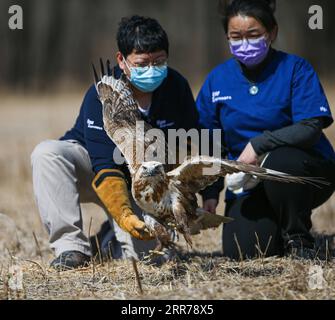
left=220, top=0, right=277, bottom=34
left=117, top=15, right=169, bottom=58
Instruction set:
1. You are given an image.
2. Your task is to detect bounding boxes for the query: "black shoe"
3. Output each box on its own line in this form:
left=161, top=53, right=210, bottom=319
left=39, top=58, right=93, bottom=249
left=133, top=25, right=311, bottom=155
left=50, top=251, right=91, bottom=271
left=284, top=238, right=315, bottom=260
left=284, top=239, right=329, bottom=260
left=285, top=242, right=316, bottom=260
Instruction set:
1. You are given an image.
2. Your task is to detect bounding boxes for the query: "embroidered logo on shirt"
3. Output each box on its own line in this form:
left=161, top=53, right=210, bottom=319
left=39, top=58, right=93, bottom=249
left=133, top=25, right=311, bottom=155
left=156, top=120, right=175, bottom=128
left=320, top=106, right=328, bottom=113
left=87, top=119, right=103, bottom=131
left=212, top=91, right=232, bottom=103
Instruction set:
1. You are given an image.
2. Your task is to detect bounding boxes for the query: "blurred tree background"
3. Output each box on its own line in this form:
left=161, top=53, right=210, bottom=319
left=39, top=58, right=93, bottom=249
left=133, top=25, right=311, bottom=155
left=1, top=0, right=334, bottom=93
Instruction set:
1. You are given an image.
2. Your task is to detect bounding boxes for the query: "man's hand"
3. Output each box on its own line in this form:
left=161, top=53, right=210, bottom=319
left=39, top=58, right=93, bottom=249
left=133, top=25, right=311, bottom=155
left=92, top=169, right=155, bottom=241
left=203, top=199, right=219, bottom=214
left=238, top=142, right=258, bottom=165
left=119, top=211, right=153, bottom=240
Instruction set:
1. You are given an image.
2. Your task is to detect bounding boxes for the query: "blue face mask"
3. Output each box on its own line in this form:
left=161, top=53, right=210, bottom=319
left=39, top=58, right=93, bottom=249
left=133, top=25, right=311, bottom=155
left=124, top=59, right=168, bottom=93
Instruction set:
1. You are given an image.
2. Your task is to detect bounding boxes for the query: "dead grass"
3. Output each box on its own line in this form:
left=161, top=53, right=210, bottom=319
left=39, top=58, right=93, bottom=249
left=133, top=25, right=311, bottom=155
left=1, top=255, right=334, bottom=300
left=0, top=82, right=335, bottom=300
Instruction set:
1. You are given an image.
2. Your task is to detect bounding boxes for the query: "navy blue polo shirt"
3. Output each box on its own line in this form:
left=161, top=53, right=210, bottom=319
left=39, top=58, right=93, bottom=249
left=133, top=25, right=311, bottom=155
left=197, top=50, right=334, bottom=160
left=196, top=50, right=335, bottom=200
left=60, top=66, right=199, bottom=175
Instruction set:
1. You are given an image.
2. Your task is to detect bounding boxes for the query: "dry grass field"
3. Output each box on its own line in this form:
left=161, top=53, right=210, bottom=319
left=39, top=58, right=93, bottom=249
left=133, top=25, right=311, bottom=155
left=0, top=82, right=335, bottom=300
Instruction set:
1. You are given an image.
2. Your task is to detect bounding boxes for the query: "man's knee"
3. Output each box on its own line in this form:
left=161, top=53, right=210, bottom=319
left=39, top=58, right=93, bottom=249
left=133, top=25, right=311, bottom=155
left=31, top=140, right=64, bottom=166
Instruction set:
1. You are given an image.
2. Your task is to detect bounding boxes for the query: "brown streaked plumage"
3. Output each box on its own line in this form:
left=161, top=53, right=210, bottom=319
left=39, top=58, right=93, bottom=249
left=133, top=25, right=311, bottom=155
left=93, top=60, right=329, bottom=249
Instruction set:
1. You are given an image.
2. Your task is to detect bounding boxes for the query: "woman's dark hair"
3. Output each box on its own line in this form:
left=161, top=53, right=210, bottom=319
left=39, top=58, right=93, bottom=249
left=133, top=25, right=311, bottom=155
left=117, top=15, right=169, bottom=58
left=220, top=0, right=277, bottom=34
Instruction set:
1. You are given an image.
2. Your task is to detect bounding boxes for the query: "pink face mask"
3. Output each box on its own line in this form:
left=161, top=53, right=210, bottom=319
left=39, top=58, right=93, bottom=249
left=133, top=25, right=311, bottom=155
left=229, top=36, right=270, bottom=67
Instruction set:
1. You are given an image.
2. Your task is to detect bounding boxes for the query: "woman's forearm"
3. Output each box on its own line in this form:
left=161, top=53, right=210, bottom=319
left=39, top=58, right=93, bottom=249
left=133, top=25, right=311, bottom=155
left=250, top=118, right=323, bottom=155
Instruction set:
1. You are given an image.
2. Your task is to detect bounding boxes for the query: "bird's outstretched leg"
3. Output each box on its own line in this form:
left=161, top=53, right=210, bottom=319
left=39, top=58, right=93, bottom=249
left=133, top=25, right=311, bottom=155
left=142, top=213, right=176, bottom=258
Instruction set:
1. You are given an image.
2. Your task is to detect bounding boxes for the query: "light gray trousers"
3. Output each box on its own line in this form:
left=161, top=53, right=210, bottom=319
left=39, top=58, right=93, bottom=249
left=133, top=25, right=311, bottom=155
left=30, top=139, right=156, bottom=260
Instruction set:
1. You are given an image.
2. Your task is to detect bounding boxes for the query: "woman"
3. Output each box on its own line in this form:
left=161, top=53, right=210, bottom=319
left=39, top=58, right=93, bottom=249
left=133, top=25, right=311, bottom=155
left=197, top=0, right=335, bottom=260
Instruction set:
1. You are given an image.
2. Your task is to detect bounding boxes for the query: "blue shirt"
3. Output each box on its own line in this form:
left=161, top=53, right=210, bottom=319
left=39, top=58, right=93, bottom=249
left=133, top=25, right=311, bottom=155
left=61, top=67, right=199, bottom=177
left=196, top=50, right=335, bottom=199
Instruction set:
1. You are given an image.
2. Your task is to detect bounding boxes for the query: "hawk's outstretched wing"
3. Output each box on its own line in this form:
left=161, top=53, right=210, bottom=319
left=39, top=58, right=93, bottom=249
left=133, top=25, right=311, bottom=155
left=167, top=155, right=329, bottom=194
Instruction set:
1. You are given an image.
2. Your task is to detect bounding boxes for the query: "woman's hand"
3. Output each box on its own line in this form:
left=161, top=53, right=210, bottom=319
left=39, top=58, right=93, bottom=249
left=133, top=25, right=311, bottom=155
left=203, top=199, right=219, bottom=214
left=238, top=142, right=258, bottom=165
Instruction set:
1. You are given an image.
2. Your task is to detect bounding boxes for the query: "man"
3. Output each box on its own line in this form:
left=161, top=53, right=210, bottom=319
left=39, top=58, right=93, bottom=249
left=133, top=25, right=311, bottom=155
left=31, top=15, right=199, bottom=270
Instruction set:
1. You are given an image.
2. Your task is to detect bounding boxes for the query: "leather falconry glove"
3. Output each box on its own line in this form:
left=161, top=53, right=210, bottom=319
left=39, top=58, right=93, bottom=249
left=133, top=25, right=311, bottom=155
left=92, top=169, right=154, bottom=240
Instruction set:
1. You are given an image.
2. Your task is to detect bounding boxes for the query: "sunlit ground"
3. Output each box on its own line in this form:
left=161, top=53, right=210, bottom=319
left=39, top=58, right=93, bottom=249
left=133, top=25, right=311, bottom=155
left=0, top=81, right=334, bottom=299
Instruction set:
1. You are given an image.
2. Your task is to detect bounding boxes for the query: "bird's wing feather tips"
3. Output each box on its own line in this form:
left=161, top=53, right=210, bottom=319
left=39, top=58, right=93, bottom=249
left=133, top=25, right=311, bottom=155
left=259, top=168, right=330, bottom=189
left=168, top=155, right=330, bottom=194
left=92, top=59, right=134, bottom=103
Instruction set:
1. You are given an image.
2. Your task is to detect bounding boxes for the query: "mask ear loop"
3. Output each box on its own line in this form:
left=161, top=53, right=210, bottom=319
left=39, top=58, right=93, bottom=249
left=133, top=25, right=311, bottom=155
left=123, top=57, right=131, bottom=70
left=122, top=57, right=133, bottom=82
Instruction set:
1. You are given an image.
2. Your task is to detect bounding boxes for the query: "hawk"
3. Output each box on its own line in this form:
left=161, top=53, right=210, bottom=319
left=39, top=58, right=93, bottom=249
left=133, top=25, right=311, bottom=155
left=93, top=60, right=327, bottom=248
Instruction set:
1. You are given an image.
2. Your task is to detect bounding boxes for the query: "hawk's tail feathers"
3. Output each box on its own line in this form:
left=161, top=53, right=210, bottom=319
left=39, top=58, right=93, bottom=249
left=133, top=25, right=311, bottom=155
left=189, top=208, right=233, bottom=235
